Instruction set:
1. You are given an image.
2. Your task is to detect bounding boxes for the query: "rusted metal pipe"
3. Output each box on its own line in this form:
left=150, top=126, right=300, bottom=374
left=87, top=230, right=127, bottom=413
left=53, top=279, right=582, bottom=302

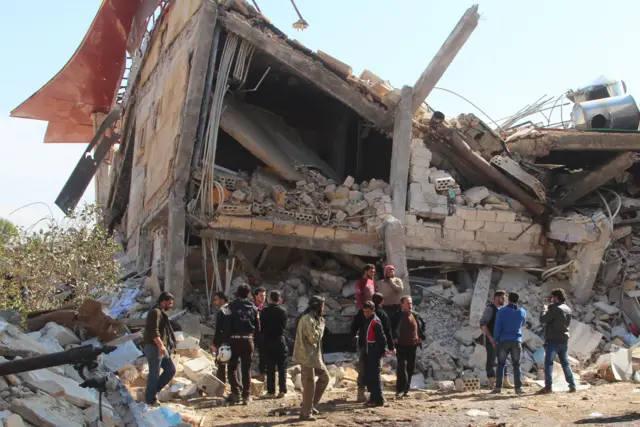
left=427, top=112, right=546, bottom=216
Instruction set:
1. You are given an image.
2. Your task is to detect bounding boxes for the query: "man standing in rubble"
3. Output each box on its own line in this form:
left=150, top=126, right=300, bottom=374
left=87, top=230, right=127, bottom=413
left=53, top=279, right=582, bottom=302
left=377, top=265, right=404, bottom=318
left=360, top=301, right=388, bottom=407
left=355, top=264, right=376, bottom=310
left=211, top=291, right=230, bottom=384
left=224, top=284, right=260, bottom=405
left=351, top=292, right=395, bottom=402
left=492, top=292, right=526, bottom=395
left=143, top=292, right=177, bottom=406
left=479, top=290, right=514, bottom=390
left=538, top=288, right=577, bottom=394
left=293, top=296, right=330, bottom=421
left=261, top=290, right=288, bottom=398
left=391, top=295, right=426, bottom=398
left=253, top=287, right=267, bottom=380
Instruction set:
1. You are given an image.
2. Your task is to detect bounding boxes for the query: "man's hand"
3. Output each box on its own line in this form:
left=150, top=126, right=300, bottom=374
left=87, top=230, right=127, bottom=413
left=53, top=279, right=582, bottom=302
left=543, top=304, right=548, bottom=311
left=491, top=338, right=496, bottom=349
left=392, top=349, right=397, bottom=355
left=158, top=343, right=167, bottom=357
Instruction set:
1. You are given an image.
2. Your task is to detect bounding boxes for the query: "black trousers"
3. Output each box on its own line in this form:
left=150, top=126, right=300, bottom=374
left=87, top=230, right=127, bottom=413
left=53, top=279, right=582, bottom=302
left=256, top=334, right=267, bottom=375
left=229, top=337, right=254, bottom=398
left=364, top=347, right=383, bottom=404
left=485, top=338, right=508, bottom=378
left=396, top=345, right=417, bottom=393
left=265, top=337, right=288, bottom=394
left=216, top=362, right=226, bottom=384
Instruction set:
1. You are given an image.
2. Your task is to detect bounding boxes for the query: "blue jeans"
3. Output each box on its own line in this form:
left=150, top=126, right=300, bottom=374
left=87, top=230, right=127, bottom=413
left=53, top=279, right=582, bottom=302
left=544, top=343, right=576, bottom=390
left=496, top=340, right=522, bottom=390
left=144, top=344, right=176, bottom=404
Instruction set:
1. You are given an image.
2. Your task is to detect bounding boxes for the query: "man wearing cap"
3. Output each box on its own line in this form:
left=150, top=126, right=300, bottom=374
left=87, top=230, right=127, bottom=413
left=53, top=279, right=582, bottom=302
left=293, top=296, right=330, bottom=421
left=142, top=292, right=177, bottom=406
left=376, top=265, right=404, bottom=318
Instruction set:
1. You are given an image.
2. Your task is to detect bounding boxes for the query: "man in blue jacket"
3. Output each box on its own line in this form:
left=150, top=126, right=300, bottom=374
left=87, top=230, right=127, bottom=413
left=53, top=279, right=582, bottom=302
left=492, top=292, right=526, bottom=395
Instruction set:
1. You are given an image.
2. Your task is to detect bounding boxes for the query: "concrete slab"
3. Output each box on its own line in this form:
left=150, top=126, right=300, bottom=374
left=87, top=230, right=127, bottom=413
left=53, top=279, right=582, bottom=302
left=11, top=392, right=85, bottom=427
left=0, top=320, right=48, bottom=358
left=19, top=368, right=100, bottom=408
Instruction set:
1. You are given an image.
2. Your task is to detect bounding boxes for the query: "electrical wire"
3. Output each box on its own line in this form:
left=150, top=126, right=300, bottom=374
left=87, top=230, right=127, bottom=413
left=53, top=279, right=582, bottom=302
left=432, top=87, right=505, bottom=133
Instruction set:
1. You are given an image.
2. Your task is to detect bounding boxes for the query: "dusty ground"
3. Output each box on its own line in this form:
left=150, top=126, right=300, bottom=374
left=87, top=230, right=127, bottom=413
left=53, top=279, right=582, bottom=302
left=197, top=383, right=640, bottom=427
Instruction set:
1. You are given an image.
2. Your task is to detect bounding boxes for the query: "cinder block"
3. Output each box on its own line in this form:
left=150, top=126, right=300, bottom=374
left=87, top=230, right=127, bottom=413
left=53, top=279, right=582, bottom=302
left=482, top=221, right=504, bottom=232
left=476, top=210, right=497, bottom=222
left=349, top=231, right=379, bottom=245
left=314, top=227, right=336, bottom=239
left=494, top=211, right=516, bottom=223
left=294, top=224, right=316, bottom=237
left=406, top=236, right=424, bottom=247
left=444, top=216, right=465, bottom=230
left=416, top=226, right=439, bottom=239
left=405, top=226, right=417, bottom=237
left=503, top=222, right=526, bottom=234
left=460, top=240, right=487, bottom=251
left=251, top=219, right=274, bottom=232
left=272, top=221, right=296, bottom=235
left=405, top=214, right=417, bottom=226
left=228, top=217, right=252, bottom=230
left=455, top=207, right=477, bottom=221
left=443, top=230, right=475, bottom=242
left=464, top=220, right=484, bottom=231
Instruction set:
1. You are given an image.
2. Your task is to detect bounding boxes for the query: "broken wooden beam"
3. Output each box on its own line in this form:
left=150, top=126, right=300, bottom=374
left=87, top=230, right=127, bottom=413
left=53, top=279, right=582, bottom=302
left=218, top=11, right=394, bottom=130
left=555, top=151, right=637, bottom=209
left=411, top=5, right=480, bottom=114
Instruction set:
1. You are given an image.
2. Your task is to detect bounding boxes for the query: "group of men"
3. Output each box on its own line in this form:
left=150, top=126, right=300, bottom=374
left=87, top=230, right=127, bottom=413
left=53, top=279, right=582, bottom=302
left=480, top=288, right=577, bottom=394
left=141, top=267, right=578, bottom=418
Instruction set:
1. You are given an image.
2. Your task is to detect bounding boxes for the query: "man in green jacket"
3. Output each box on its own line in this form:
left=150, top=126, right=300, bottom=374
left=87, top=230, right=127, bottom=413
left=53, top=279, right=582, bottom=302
left=143, top=292, right=177, bottom=405
left=293, top=296, right=330, bottom=421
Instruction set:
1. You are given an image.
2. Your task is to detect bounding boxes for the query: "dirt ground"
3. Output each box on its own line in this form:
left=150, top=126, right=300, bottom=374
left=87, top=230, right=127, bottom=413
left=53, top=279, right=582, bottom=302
left=197, top=383, right=640, bottom=427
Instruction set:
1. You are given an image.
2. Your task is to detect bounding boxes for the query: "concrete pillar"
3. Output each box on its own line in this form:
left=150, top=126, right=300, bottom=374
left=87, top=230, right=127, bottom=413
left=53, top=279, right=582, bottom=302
left=571, top=215, right=612, bottom=303
left=389, top=86, right=413, bottom=222
left=165, top=189, right=187, bottom=308
left=383, top=216, right=409, bottom=290
left=92, top=112, right=111, bottom=208
left=469, top=267, right=492, bottom=327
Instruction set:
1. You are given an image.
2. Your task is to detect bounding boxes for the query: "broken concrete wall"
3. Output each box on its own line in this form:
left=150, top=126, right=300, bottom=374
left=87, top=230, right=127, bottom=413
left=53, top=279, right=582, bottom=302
left=123, top=0, right=202, bottom=259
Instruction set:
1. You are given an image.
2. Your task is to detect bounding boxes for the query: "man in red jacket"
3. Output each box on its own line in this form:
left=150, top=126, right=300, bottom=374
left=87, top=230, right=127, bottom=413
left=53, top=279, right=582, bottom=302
left=355, top=264, right=376, bottom=309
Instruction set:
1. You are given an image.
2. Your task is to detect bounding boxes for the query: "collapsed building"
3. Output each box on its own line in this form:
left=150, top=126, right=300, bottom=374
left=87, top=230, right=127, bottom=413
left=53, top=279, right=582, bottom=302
left=10, top=0, right=640, bottom=399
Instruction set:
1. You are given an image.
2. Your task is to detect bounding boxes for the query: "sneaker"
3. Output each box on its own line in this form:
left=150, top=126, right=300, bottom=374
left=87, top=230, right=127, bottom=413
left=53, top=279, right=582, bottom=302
left=226, top=394, right=240, bottom=404
left=242, top=397, right=251, bottom=405
left=402, top=391, right=409, bottom=398
left=491, top=388, right=502, bottom=394
left=487, top=377, right=496, bottom=389
left=277, top=392, right=287, bottom=398
left=264, top=393, right=277, bottom=399
left=395, top=392, right=404, bottom=399
left=311, top=408, right=320, bottom=415
left=515, top=388, right=525, bottom=395
left=536, top=387, right=552, bottom=395
left=569, top=387, right=577, bottom=393
left=300, top=415, right=317, bottom=422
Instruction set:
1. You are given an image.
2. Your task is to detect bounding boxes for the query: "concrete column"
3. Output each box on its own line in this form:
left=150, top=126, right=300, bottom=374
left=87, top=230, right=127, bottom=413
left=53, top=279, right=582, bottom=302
left=389, top=86, right=413, bottom=222
left=92, top=112, right=111, bottom=208
left=571, top=215, right=612, bottom=303
left=469, top=267, right=492, bottom=327
left=165, top=189, right=187, bottom=308
left=383, top=216, right=409, bottom=290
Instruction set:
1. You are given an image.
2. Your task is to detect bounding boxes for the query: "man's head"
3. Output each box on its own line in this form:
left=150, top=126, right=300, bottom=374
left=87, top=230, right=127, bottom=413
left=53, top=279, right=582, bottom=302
left=493, top=290, right=506, bottom=306
left=269, top=290, right=281, bottom=305
left=400, top=295, right=413, bottom=313
left=363, top=301, right=375, bottom=319
left=362, top=264, right=375, bottom=280
left=213, top=292, right=228, bottom=308
left=158, top=292, right=174, bottom=310
left=384, top=265, right=395, bottom=279
left=551, top=288, right=566, bottom=305
left=308, top=295, right=325, bottom=317
left=237, top=284, right=251, bottom=300
left=371, top=292, right=384, bottom=308
left=508, top=292, right=520, bottom=305
left=253, top=287, right=266, bottom=306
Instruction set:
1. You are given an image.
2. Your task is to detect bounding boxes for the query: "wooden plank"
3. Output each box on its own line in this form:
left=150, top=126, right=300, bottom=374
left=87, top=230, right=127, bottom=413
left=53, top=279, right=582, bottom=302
left=411, top=5, right=479, bottom=114
left=200, top=227, right=382, bottom=257
left=555, top=152, right=636, bottom=209
left=390, top=86, right=413, bottom=222
left=217, top=11, right=394, bottom=130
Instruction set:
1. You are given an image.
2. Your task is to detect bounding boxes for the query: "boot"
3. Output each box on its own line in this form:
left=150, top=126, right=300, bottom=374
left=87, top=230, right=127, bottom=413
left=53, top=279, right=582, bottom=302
left=356, top=387, right=367, bottom=402
left=503, top=376, right=515, bottom=389
left=487, top=377, right=496, bottom=389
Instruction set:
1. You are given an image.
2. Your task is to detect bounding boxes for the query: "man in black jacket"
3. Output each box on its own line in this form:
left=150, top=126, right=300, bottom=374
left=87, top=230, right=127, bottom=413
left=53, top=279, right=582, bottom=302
left=350, top=293, right=394, bottom=402
left=223, top=284, right=260, bottom=405
left=391, top=296, right=426, bottom=398
left=360, top=301, right=388, bottom=407
left=261, top=290, right=288, bottom=398
left=538, top=288, right=576, bottom=394
left=211, top=292, right=230, bottom=384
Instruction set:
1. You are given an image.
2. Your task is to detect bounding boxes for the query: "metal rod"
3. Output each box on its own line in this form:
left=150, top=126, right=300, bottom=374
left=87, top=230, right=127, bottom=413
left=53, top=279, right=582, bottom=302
left=0, top=345, right=116, bottom=377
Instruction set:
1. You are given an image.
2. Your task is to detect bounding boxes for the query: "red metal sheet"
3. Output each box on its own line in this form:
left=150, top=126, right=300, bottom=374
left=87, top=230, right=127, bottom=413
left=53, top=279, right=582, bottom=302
left=10, top=0, right=142, bottom=143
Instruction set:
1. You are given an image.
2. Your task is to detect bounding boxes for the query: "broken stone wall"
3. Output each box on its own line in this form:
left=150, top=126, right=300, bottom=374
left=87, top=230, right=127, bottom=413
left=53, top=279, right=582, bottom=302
left=124, top=0, right=202, bottom=262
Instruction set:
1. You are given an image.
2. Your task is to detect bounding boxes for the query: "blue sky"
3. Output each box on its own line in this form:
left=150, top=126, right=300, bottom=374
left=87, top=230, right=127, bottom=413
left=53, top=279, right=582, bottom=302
left=2, top=0, right=640, bottom=228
